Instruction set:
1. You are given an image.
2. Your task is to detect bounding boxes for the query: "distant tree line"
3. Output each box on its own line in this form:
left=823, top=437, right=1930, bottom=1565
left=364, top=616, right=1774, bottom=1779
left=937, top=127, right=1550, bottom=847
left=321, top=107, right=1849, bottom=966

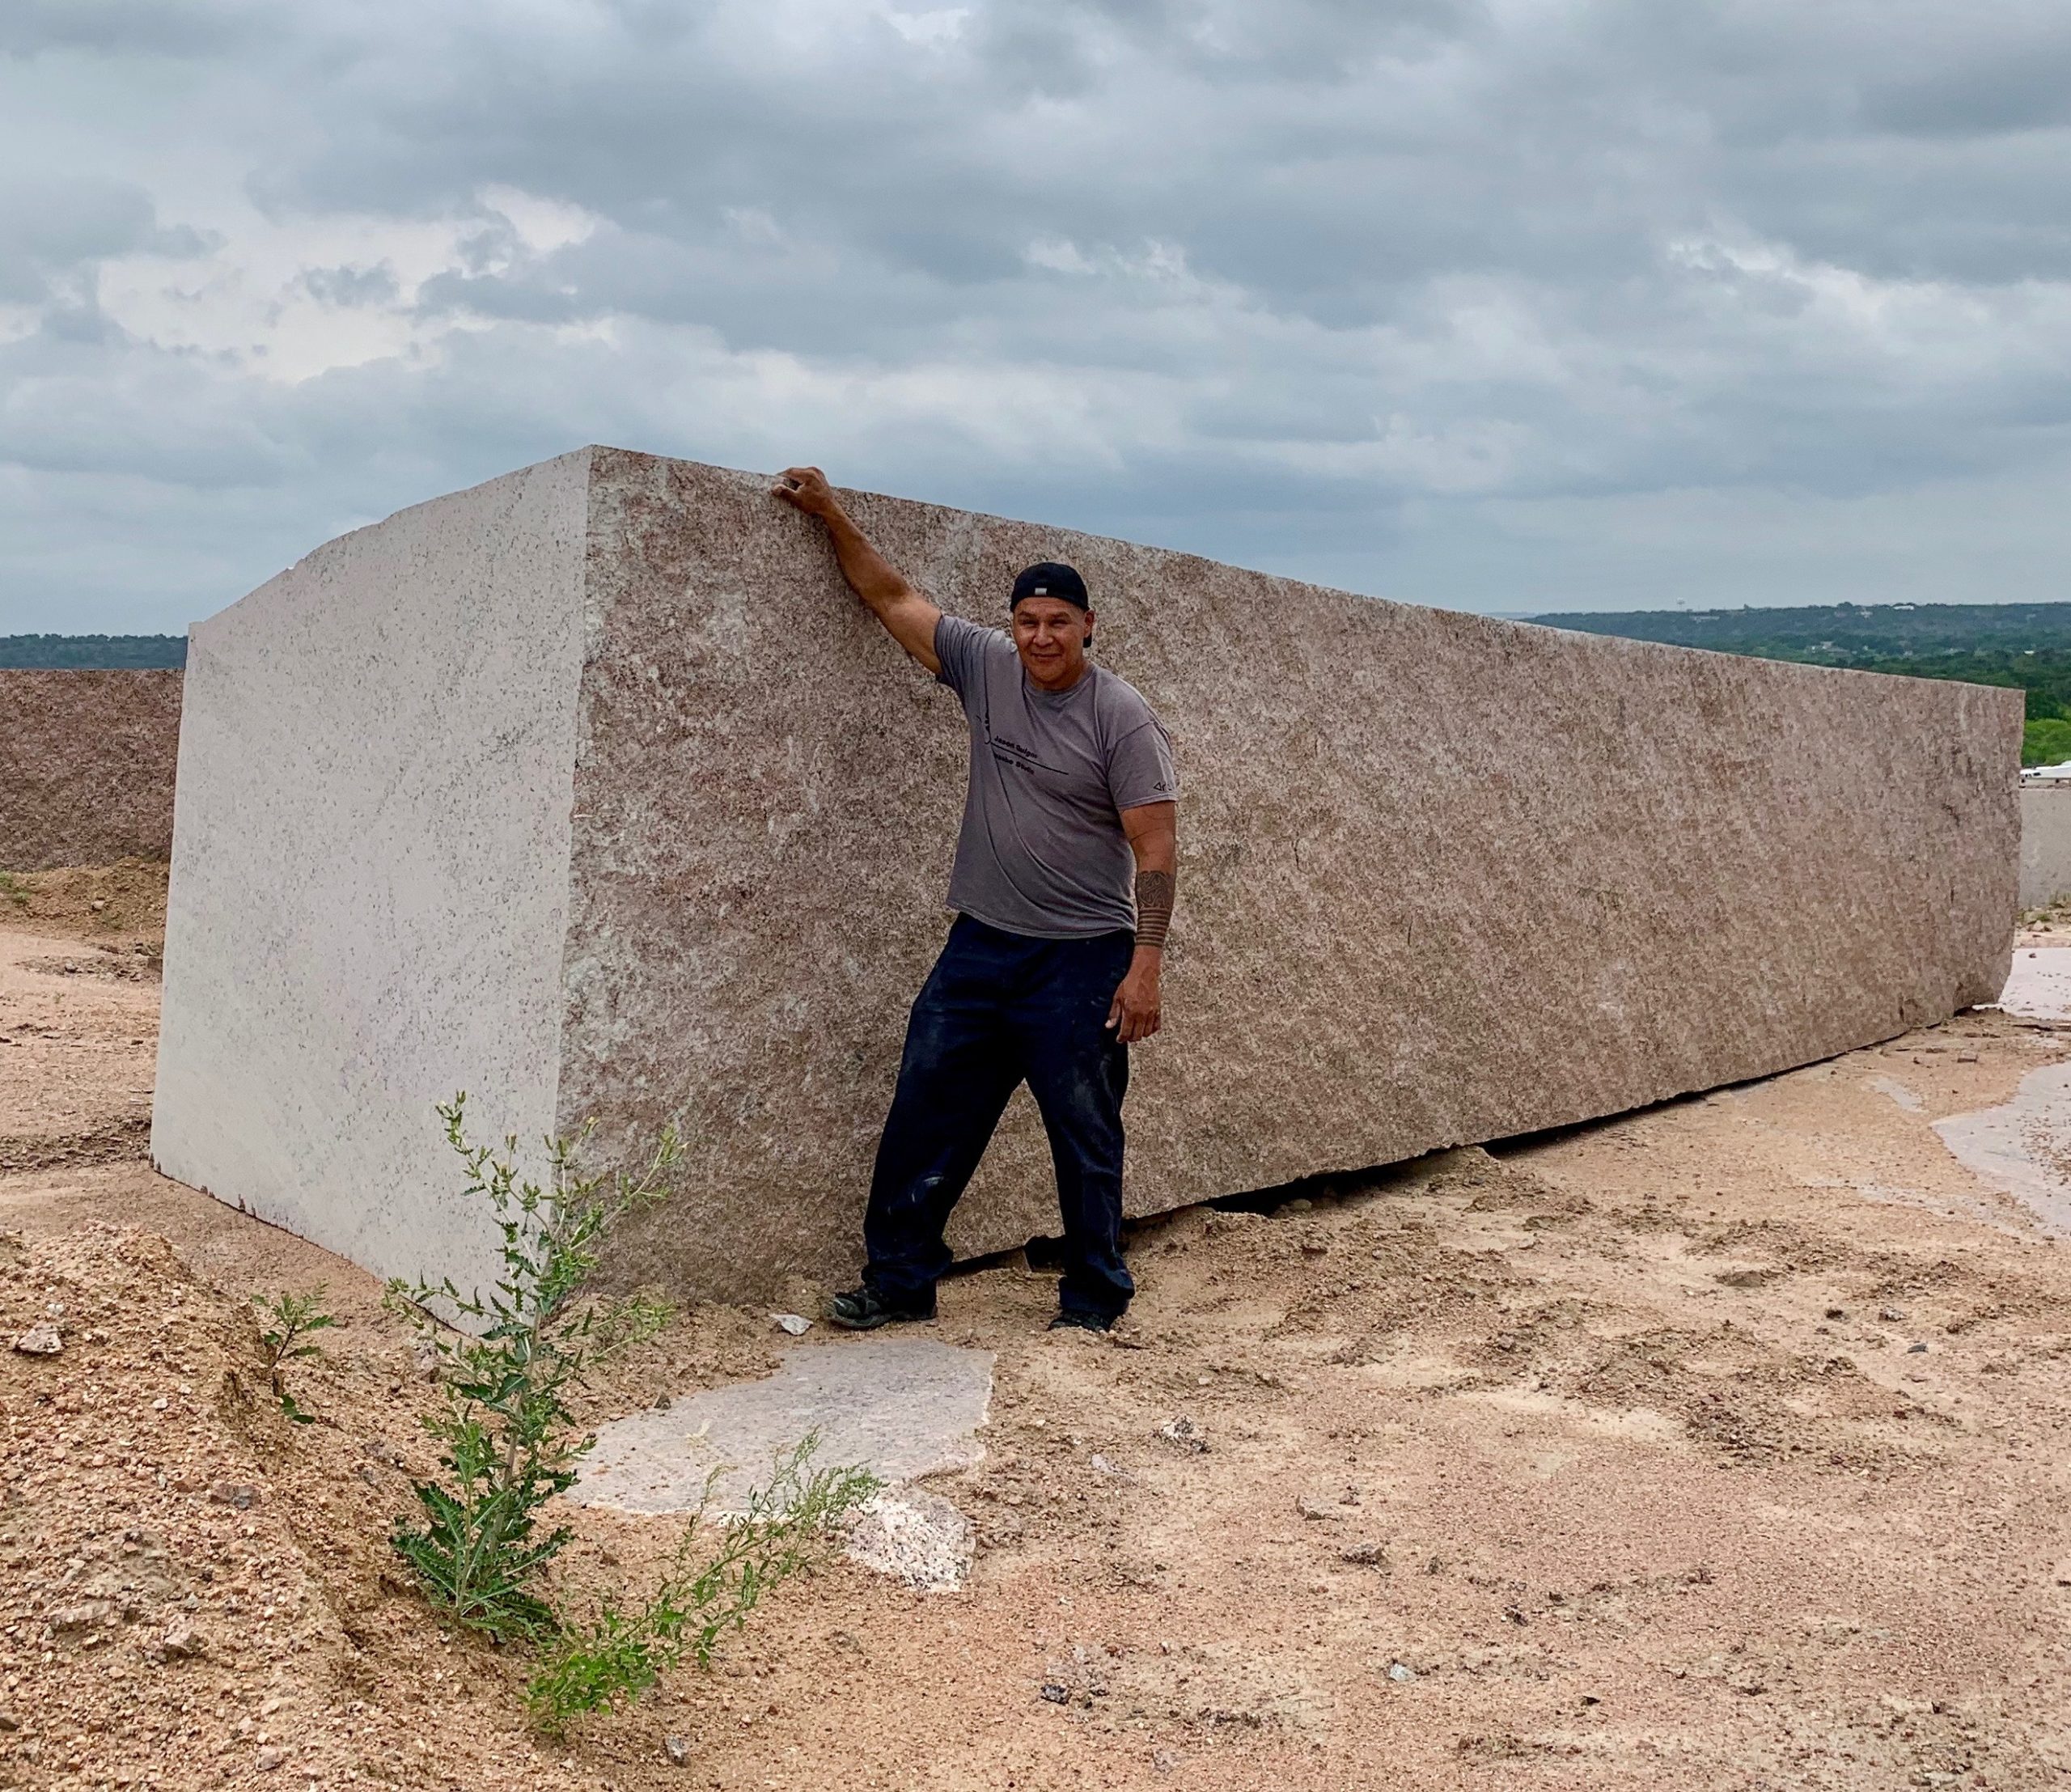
left=0, top=634, right=187, bottom=669
left=1535, top=602, right=2071, bottom=767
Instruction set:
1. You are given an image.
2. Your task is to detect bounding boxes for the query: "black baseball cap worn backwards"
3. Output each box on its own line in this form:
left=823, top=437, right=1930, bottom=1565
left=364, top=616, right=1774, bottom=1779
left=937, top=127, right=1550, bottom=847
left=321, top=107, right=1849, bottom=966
left=1010, top=561, right=1090, bottom=611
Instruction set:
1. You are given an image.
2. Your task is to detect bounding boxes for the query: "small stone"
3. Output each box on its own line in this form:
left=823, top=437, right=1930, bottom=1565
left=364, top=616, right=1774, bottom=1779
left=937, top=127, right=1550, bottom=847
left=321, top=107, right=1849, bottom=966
left=1824, top=1308, right=1844, bottom=1320
left=1296, top=1495, right=1334, bottom=1521
left=1387, top=1662, right=1416, bottom=1683
left=209, top=1483, right=261, bottom=1510
left=0, top=1712, right=16, bottom=1731
left=2052, top=1561, right=2071, bottom=1587
left=358, top=1465, right=381, bottom=1489
left=159, top=1622, right=205, bottom=1660
left=1089, top=1454, right=1133, bottom=1481
left=1156, top=1417, right=1207, bottom=1453
left=1878, top=1307, right=1907, bottom=1322
left=1958, top=1052, right=1979, bottom=1063
left=1040, top=1683, right=1070, bottom=1705
left=770, top=1312, right=812, bottom=1337
left=663, top=1735, right=692, bottom=1767
left=652, top=1392, right=671, bottom=1411
left=1340, top=1541, right=1388, bottom=1565
left=1908, top=1342, right=1928, bottom=1354
left=12, top=1324, right=61, bottom=1357
left=256, top=1744, right=285, bottom=1771
left=49, top=1600, right=113, bottom=1634
left=844, top=1489, right=974, bottom=1592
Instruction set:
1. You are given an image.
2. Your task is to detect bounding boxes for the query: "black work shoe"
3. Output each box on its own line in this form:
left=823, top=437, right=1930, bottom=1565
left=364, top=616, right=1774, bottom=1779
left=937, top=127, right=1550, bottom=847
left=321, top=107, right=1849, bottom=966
left=1048, top=1309, right=1116, bottom=1334
left=827, top=1286, right=934, bottom=1331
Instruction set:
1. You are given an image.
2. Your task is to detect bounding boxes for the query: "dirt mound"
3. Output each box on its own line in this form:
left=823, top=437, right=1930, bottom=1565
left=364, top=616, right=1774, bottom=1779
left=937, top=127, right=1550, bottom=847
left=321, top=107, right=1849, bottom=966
left=0, top=1220, right=795, bottom=1791
left=0, top=860, right=167, bottom=953
left=0, top=1223, right=368, bottom=1783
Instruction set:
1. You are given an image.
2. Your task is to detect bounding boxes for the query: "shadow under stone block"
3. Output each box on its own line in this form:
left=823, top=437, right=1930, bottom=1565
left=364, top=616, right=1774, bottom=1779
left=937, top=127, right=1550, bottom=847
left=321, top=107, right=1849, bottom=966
left=150, top=447, right=2022, bottom=1305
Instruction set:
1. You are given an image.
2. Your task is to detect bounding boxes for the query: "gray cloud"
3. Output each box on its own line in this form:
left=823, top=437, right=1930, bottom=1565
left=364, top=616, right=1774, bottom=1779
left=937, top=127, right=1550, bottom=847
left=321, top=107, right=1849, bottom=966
left=0, top=177, right=210, bottom=303
left=0, top=0, right=264, bottom=58
left=298, top=262, right=400, bottom=308
left=4, top=0, right=2071, bottom=633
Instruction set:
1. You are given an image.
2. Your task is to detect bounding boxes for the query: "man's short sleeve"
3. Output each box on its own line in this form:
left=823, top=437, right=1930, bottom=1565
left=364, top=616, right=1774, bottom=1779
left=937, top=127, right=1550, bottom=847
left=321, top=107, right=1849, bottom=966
left=1108, top=714, right=1179, bottom=811
left=933, top=613, right=1002, bottom=697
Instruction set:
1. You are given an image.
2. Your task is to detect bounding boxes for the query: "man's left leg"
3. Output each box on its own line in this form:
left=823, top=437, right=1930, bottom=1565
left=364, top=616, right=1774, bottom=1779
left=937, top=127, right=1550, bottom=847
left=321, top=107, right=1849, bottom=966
left=1018, top=931, right=1137, bottom=1327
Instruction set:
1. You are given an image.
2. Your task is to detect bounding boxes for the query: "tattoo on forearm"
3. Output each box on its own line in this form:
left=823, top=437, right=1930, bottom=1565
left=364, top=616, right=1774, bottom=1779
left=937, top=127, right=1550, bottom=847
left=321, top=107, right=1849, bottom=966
left=1134, top=869, right=1175, bottom=950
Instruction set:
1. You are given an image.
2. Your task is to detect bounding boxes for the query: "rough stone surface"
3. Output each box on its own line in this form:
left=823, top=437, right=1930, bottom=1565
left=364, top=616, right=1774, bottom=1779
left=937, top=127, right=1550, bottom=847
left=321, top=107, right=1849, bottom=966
left=2020, top=786, right=2071, bottom=909
left=845, top=1487, right=977, bottom=1592
left=570, top=1337, right=994, bottom=1517
left=153, top=447, right=2021, bottom=1302
left=0, top=671, right=181, bottom=871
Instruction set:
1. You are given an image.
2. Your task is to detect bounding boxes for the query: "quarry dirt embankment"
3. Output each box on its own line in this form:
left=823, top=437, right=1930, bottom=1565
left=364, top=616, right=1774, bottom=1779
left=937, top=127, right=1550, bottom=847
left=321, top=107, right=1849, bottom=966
left=1, top=866, right=2069, bottom=1790
left=0, top=672, right=181, bottom=873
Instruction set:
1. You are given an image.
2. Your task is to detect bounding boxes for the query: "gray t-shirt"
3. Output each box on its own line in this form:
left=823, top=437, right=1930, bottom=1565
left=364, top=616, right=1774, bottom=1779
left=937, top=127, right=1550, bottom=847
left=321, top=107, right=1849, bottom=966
left=933, top=613, right=1178, bottom=940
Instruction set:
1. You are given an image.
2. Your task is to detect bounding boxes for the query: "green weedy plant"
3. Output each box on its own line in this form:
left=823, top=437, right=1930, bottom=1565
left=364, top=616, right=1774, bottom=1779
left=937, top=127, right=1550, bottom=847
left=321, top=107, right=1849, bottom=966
left=254, top=1286, right=338, bottom=1424
left=523, top=1438, right=879, bottom=1736
left=385, top=1094, right=681, bottom=1643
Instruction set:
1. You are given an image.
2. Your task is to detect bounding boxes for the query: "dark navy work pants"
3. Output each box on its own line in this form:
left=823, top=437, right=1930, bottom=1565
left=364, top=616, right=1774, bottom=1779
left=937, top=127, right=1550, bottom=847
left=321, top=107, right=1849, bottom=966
left=863, top=914, right=1137, bottom=1320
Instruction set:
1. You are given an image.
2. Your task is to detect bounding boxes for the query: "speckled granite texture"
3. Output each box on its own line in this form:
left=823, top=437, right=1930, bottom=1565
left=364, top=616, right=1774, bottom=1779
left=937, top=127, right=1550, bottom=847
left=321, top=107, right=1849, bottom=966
left=153, top=454, right=590, bottom=1302
left=153, top=447, right=2022, bottom=1305
left=0, top=671, right=183, bottom=871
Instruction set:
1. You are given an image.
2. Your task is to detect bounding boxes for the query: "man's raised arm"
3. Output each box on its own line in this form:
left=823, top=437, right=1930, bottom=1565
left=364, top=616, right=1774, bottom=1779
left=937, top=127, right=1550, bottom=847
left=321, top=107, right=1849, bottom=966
left=773, top=466, right=944, bottom=675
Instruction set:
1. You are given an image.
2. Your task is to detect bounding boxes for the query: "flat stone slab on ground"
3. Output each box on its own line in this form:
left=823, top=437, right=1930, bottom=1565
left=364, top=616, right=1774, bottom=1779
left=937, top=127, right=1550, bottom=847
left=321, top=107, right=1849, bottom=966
left=572, top=1337, right=993, bottom=1517
left=2000, top=947, right=2071, bottom=1024
left=1934, top=1062, right=2071, bottom=1237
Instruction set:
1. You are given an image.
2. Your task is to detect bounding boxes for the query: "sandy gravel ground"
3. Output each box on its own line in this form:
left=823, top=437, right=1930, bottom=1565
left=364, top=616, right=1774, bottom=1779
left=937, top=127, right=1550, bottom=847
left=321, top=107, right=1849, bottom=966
left=2, top=864, right=2069, bottom=1790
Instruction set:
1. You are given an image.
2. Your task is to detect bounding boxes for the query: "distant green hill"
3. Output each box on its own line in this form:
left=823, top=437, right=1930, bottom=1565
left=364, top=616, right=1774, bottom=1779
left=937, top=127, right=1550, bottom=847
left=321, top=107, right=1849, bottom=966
left=1532, top=602, right=2071, bottom=767
left=0, top=634, right=186, bottom=669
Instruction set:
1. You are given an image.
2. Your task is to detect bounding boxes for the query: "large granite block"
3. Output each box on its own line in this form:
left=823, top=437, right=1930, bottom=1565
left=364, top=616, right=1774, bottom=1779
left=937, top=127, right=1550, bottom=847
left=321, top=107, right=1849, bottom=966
left=153, top=448, right=2021, bottom=1303
left=2020, top=786, right=2071, bottom=909
left=0, top=670, right=183, bottom=871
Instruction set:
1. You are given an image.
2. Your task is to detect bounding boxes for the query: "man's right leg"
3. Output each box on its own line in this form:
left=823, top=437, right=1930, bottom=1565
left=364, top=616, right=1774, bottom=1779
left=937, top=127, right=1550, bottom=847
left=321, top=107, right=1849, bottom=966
left=857, top=920, right=1023, bottom=1315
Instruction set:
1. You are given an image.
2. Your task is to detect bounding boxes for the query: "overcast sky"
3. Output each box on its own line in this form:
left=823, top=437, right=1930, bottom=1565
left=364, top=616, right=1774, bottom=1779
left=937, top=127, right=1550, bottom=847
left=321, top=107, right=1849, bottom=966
left=4, top=0, right=2069, bottom=633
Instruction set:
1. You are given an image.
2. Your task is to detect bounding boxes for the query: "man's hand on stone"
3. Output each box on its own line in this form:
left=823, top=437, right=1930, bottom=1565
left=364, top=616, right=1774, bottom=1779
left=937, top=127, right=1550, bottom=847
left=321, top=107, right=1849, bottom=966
left=1106, top=955, right=1163, bottom=1044
left=773, top=465, right=839, bottom=520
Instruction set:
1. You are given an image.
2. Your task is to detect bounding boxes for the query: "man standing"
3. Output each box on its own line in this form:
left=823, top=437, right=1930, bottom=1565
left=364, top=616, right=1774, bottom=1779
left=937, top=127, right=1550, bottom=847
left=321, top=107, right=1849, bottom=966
left=773, top=466, right=1179, bottom=1333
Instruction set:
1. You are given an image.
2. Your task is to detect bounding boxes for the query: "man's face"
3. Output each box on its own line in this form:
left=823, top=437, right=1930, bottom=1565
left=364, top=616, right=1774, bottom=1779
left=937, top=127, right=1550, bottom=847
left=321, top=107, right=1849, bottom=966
left=1011, top=597, right=1095, bottom=691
